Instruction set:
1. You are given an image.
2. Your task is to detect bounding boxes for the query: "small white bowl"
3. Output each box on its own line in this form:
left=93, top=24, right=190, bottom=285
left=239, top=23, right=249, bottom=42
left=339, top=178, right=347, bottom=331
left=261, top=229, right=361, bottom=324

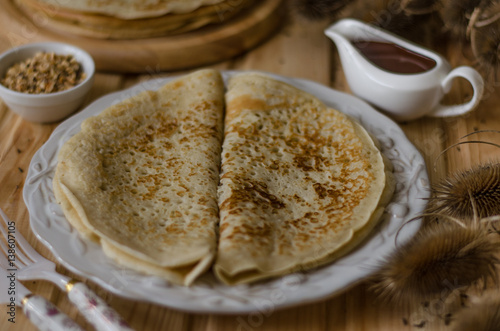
left=0, top=42, right=95, bottom=123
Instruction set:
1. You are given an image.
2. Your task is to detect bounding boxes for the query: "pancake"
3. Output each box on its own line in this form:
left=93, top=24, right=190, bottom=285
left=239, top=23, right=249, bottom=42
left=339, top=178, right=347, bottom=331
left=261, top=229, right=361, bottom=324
left=16, top=0, right=254, bottom=39
left=53, top=69, right=224, bottom=286
left=26, top=0, right=227, bottom=19
left=214, top=73, right=394, bottom=285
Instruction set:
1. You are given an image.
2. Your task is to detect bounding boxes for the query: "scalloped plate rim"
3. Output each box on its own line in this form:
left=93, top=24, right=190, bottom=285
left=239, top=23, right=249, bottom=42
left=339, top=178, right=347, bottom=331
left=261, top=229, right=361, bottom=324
left=23, top=70, right=429, bottom=314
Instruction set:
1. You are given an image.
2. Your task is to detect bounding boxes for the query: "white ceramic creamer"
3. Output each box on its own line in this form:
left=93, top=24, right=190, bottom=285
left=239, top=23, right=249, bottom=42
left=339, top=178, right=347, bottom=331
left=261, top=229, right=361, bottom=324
left=325, top=19, right=484, bottom=121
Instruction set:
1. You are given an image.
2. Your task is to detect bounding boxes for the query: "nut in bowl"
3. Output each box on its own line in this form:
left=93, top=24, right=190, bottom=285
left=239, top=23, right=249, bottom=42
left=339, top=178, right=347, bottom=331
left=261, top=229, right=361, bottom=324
left=0, top=42, right=95, bottom=123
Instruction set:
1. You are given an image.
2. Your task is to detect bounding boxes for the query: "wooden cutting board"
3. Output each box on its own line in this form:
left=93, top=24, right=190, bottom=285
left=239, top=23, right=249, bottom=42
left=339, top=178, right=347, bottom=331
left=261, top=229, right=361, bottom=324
left=0, top=0, right=284, bottom=73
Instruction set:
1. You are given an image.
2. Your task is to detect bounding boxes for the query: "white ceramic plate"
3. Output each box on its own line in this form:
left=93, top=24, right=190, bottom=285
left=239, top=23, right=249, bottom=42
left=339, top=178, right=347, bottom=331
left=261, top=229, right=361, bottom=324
left=23, top=71, right=429, bottom=314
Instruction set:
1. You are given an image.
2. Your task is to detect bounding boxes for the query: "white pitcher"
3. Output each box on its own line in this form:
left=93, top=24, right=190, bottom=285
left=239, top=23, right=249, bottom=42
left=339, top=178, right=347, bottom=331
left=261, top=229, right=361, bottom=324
left=324, top=18, right=484, bottom=121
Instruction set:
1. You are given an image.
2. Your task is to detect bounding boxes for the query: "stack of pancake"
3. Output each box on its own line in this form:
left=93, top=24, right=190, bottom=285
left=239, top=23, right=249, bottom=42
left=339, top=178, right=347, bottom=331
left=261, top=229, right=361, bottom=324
left=53, top=69, right=394, bottom=286
left=15, top=0, right=255, bottom=39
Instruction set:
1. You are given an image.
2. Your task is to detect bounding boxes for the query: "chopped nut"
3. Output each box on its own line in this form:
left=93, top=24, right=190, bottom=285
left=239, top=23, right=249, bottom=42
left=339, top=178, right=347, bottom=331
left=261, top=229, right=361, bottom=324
left=1, top=52, right=86, bottom=94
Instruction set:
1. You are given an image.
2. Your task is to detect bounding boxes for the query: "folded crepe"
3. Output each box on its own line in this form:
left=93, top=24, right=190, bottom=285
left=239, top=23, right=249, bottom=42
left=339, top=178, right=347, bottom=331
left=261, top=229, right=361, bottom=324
left=16, top=0, right=254, bottom=39
left=53, top=69, right=224, bottom=286
left=26, top=0, right=226, bottom=19
left=214, top=73, right=394, bottom=285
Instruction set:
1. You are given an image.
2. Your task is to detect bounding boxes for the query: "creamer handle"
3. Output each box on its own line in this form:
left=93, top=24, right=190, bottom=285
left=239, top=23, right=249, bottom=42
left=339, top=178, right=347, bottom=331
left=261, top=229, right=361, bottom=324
left=430, top=66, right=484, bottom=117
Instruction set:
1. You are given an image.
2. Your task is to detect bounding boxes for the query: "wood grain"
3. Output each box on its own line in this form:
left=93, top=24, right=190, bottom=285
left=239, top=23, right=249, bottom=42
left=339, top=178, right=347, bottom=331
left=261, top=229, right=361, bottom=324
left=1, top=6, right=500, bottom=331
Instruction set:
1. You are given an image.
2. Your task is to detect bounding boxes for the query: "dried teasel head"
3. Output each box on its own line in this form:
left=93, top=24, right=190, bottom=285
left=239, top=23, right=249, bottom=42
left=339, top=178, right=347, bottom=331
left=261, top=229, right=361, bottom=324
left=425, top=162, right=500, bottom=223
left=345, top=0, right=392, bottom=23
left=290, top=0, right=355, bottom=20
left=372, top=9, right=444, bottom=45
left=427, top=131, right=500, bottom=223
left=452, top=292, right=500, bottom=331
left=372, top=10, right=419, bottom=35
left=471, top=13, right=500, bottom=81
left=440, top=0, right=483, bottom=39
left=370, top=220, right=500, bottom=306
left=467, top=0, right=500, bottom=36
left=344, top=0, right=445, bottom=46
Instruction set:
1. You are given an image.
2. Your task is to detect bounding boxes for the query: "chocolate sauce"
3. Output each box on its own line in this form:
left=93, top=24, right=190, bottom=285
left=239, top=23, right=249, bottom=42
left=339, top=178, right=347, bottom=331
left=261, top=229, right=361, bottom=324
left=352, top=41, right=437, bottom=74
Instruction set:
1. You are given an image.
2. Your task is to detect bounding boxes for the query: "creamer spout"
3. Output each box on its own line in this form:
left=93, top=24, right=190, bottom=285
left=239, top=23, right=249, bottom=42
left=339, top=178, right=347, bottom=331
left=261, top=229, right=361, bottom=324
left=323, top=18, right=484, bottom=121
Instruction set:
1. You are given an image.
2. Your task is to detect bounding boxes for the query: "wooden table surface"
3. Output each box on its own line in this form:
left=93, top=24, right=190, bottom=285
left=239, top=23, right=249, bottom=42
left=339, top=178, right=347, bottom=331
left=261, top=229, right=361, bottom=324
left=2, top=5, right=500, bottom=331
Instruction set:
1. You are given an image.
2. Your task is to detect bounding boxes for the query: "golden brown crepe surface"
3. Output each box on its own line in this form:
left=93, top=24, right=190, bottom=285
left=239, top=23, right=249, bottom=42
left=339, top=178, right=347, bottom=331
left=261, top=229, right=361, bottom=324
left=214, top=73, right=393, bottom=285
left=54, top=70, right=393, bottom=286
left=53, top=69, right=224, bottom=285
